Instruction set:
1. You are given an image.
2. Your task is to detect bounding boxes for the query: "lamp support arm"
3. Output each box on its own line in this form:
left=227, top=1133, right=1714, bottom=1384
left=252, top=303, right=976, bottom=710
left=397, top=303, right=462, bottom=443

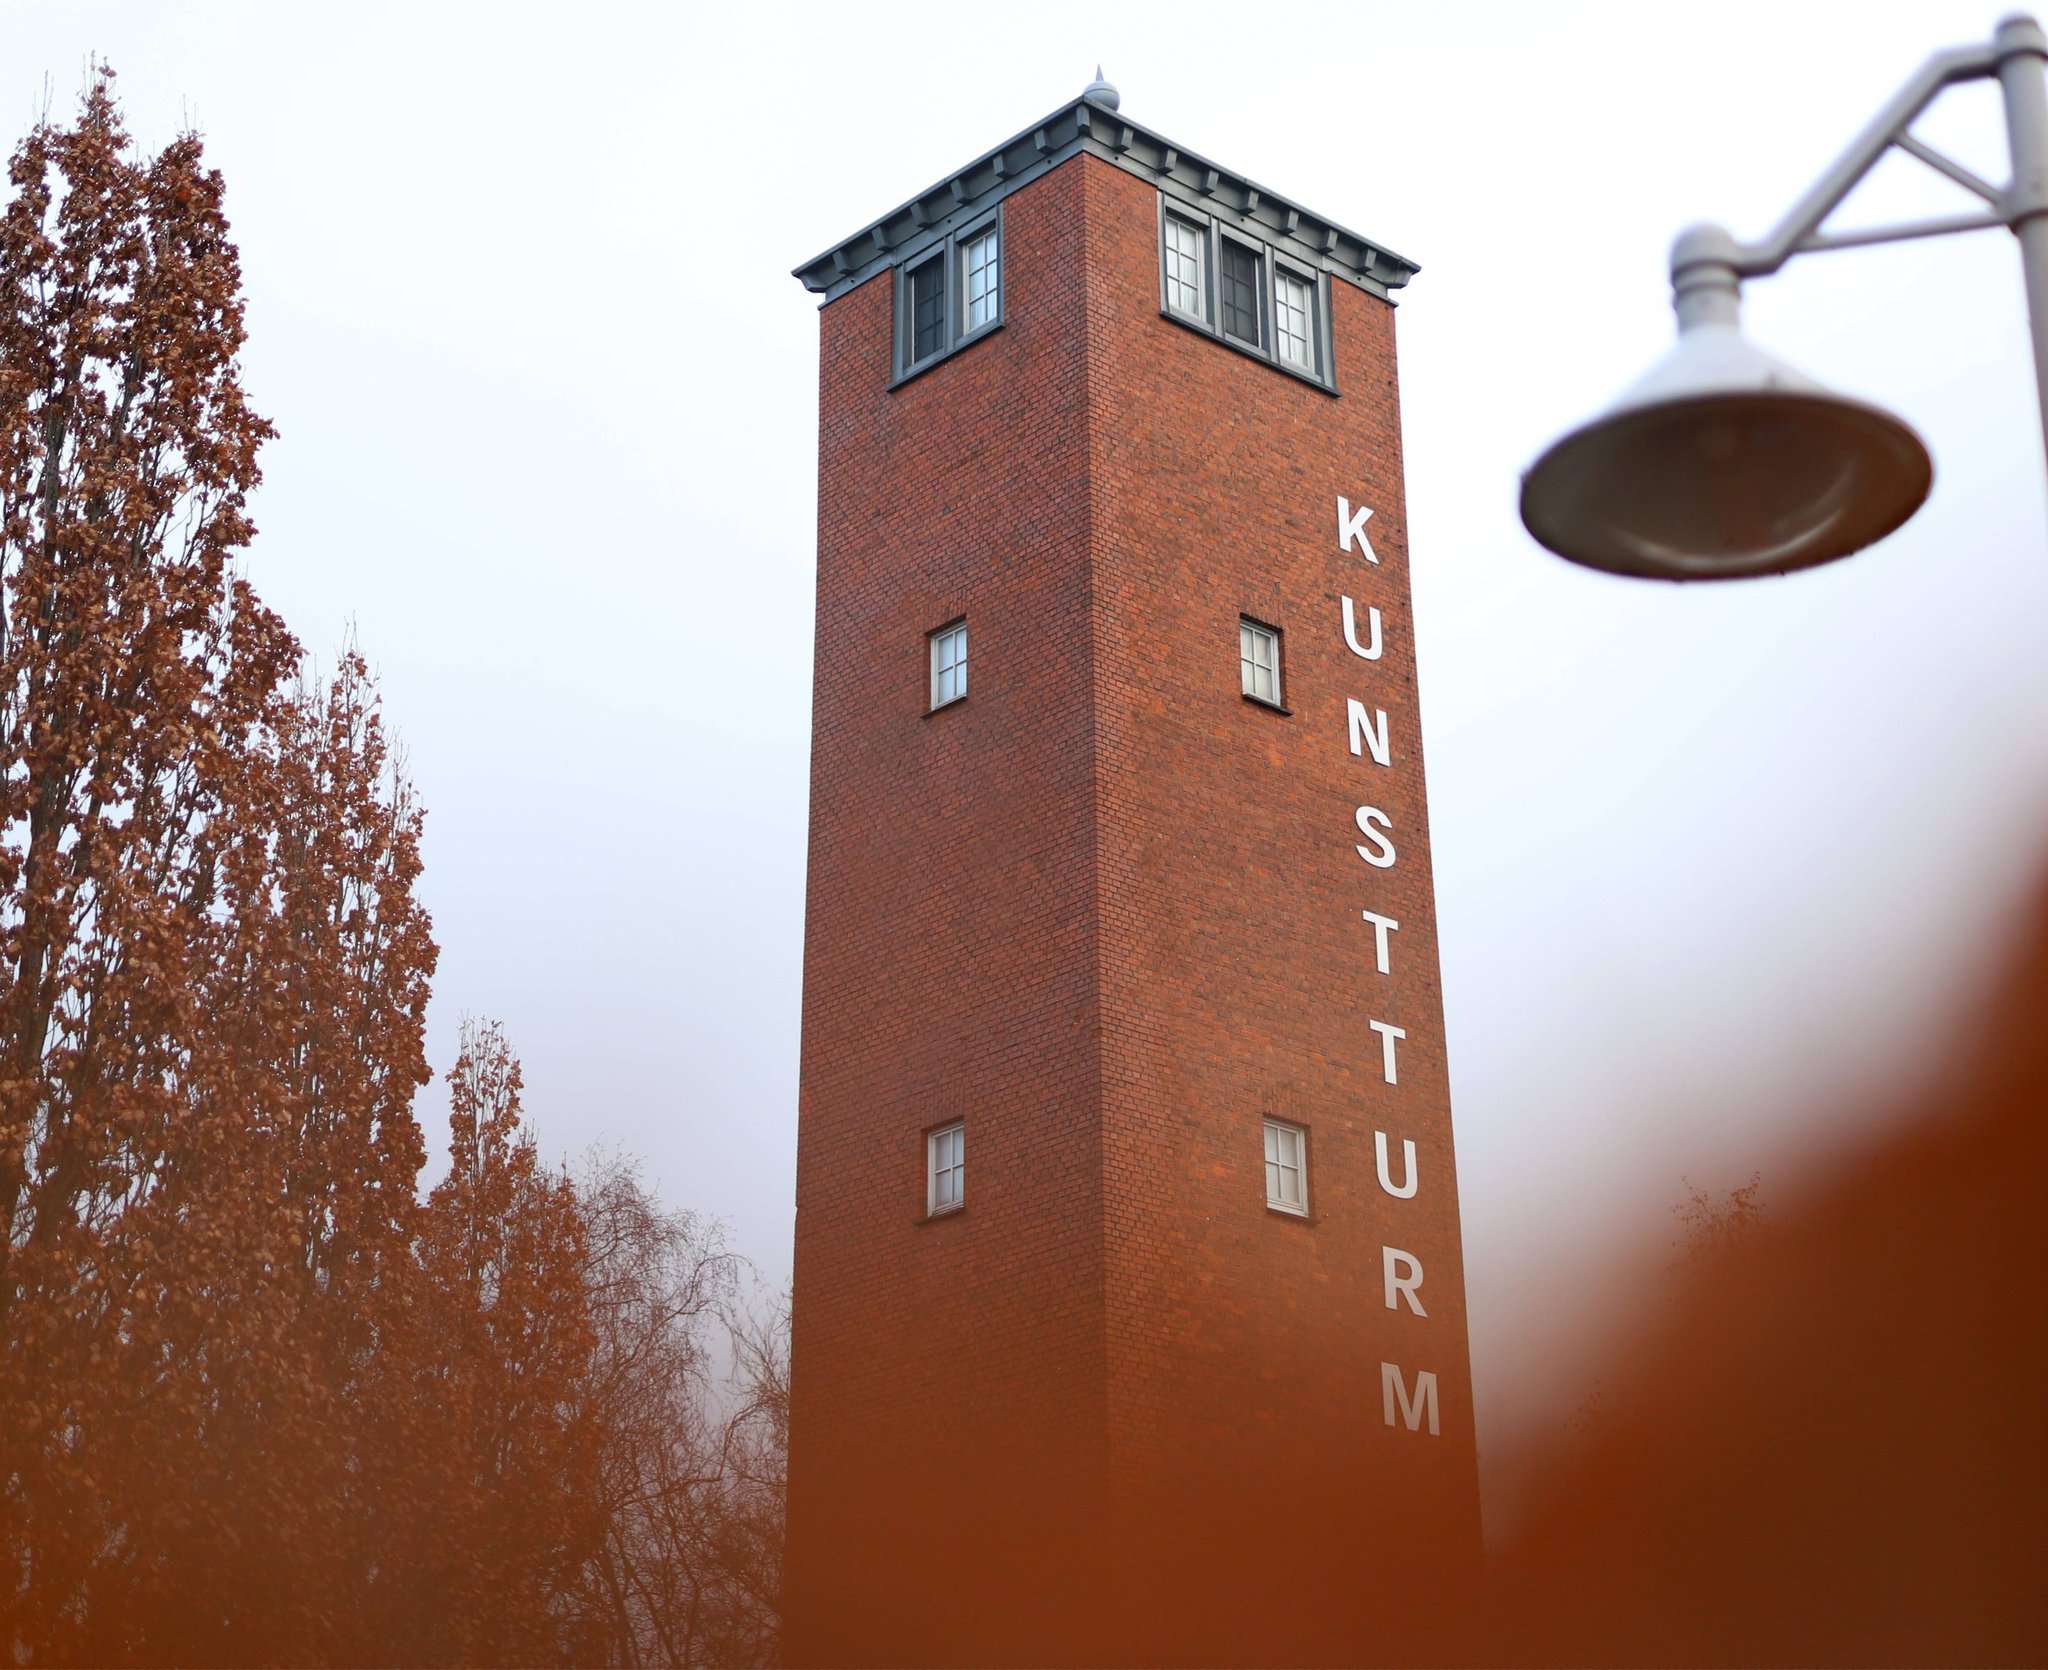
left=1732, top=41, right=2000, bottom=277
left=1672, top=15, right=2048, bottom=483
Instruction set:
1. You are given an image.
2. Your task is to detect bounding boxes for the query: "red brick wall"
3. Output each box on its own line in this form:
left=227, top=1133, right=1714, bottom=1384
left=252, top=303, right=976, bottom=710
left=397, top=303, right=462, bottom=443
left=785, top=156, right=1114, bottom=1668
left=787, top=153, right=1476, bottom=1667
left=1081, top=157, right=1479, bottom=1664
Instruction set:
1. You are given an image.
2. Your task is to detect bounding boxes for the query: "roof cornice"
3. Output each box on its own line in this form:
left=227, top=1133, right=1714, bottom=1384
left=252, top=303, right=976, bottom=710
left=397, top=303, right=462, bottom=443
left=791, top=94, right=1421, bottom=305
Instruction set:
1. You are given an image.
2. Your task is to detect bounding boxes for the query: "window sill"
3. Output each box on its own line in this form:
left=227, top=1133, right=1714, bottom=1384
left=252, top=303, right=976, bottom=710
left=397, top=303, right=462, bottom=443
left=1265, top=1204, right=1317, bottom=1226
left=889, top=317, right=1005, bottom=392
left=924, top=694, right=968, bottom=719
left=1242, top=692, right=1292, bottom=717
left=916, top=1205, right=966, bottom=1227
left=1159, top=307, right=1338, bottom=397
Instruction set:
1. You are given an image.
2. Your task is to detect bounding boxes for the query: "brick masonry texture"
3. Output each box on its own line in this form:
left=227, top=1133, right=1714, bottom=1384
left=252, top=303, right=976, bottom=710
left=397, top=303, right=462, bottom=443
left=785, top=154, right=1479, bottom=1668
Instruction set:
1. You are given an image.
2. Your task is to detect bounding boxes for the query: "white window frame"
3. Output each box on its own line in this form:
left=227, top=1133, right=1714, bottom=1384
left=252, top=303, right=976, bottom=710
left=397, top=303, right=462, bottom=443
left=1239, top=616, right=1284, bottom=709
left=893, top=206, right=1004, bottom=383
left=1263, top=1118, right=1309, bottom=1217
left=961, top=221, right=1000, bottom=334
left=1157, top=194, right=1334, bottom=390
left=929, top=618, right=968, bottom=710
left=1163, top=210, right=1209, bottom=323
left=927, top=1121, right=965, bottom=1217
left=1273, top=262, right=1318, bottom=373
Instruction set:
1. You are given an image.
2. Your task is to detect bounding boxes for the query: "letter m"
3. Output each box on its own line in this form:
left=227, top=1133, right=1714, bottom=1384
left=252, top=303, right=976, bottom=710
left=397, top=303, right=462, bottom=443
left=1380, top=1363, right=1439, bottom=1436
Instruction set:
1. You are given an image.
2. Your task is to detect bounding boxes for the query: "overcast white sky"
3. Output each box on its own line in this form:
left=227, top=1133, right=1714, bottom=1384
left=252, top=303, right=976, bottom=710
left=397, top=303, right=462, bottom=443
left=11, top=0, right=2045, bottom=1484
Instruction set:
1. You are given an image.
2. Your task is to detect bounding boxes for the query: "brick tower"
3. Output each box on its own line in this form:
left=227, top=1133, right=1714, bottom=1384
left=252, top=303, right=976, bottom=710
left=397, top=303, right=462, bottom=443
left=785, top=77, right=1479, bottom=1667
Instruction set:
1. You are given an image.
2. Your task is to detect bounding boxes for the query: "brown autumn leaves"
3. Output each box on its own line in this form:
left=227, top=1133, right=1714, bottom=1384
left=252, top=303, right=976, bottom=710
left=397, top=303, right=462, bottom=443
left=0, top=72, right=782, bottom=1666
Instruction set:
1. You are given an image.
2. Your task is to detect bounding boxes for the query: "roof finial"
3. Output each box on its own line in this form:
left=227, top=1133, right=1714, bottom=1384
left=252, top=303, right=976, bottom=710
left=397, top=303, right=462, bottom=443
left=1083, top=65, right=1120, bottom=111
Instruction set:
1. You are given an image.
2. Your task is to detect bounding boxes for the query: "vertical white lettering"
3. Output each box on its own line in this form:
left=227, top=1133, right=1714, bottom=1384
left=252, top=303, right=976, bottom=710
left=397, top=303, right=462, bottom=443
left=1368, top=1019, right=1406, bottom=1085
left=1375, top=1131, right=1418, bottom=1199
left=1341, top=595, right=1383, bottom=661
left=1354, top=806, right=1396, bottom=868
left=1360, top=910, right=1399, bottom=974
left=1380, top=1363, right=1440, bottom=1435
left=1347, top=700, right=1391, bottom=767
left=1382, top=1246, right=1427, bottom=1316
left=1337, top=496, right=1380, bottom=563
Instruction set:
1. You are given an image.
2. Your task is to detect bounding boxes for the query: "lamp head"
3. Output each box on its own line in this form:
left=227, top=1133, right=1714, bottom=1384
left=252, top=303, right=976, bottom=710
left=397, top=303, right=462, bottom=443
left=1520, top=226, right=1932, bottom=580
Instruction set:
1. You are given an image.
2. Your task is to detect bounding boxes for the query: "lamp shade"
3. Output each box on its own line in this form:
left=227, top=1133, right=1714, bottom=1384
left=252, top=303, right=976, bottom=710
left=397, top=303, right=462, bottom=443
left=1520, top=323, right=1933, bottom=580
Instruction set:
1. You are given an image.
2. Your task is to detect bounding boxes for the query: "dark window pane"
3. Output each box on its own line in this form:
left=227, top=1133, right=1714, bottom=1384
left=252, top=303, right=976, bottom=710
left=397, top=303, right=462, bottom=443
left=910, top=257, right=945, bottom=362
left=1220, top=242, right=1261, bottom=344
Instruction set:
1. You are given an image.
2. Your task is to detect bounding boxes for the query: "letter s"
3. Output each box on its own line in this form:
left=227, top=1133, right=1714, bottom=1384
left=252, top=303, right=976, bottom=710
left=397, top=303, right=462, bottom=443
left=1355, top=806, right=1396, bottom=868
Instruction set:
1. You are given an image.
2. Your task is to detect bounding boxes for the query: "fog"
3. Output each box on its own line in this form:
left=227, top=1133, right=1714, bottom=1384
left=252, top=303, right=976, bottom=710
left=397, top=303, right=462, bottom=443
left=13, top=0, right=2043, bottom=1501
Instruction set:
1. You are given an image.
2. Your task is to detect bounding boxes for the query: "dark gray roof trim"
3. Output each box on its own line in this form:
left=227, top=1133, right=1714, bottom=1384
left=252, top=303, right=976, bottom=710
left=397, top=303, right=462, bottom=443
left=791, top=95, right=1420, bottom=305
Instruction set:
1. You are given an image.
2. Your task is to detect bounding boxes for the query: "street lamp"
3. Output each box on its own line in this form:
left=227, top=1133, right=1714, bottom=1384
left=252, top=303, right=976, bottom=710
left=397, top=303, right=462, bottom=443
left=1522, top=14, right=2048, bottom=580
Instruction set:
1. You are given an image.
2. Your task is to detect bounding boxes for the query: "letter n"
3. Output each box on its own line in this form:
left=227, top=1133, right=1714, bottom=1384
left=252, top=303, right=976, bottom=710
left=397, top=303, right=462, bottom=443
left=1348, top=700, right=1390, bottom=767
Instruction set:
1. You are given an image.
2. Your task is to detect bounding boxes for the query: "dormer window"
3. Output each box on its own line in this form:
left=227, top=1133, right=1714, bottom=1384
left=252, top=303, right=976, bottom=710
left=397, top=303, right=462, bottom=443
left=1156, top=195, right=1333, bottom=390
left=1219, top=239, right=1263, bottom=347
left=909, top=255, right=946, bottom=362
left=893, top=207, right=1003, bottom=383
left=1164, top=214, right=1207, bottom=318
left=1274, top=269, right=1316, bottom=370
left=963, top=225, right=999, bottom=331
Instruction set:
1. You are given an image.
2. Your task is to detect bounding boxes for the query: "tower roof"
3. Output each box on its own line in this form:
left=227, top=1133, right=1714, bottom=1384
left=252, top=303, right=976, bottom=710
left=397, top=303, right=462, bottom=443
left=791, top=84, right=1420, bottom=305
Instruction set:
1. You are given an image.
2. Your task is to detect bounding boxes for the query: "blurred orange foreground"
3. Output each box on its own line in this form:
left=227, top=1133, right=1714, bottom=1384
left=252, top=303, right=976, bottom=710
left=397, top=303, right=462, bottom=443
left=1476, top=864, right=2048, bottom=1666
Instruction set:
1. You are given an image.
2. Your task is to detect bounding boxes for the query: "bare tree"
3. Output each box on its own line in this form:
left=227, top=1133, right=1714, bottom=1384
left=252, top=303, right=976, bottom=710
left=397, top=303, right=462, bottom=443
left=710, top=1289, right=789, bottom=1667
left=568, top=1154, right=785, bottom=1668
left=1672, top=1171, right=1765, bottom=1266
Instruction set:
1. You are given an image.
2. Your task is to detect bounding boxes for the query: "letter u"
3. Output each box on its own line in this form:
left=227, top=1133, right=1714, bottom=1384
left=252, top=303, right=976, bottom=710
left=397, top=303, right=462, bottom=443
left=1375, top=1131, right=1417, bottom=1199
left=1341, top=596, right=1383, bottom=661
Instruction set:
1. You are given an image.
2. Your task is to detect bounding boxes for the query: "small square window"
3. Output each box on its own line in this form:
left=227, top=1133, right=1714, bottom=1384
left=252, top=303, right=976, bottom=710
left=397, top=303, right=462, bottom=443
left=1164, top=213, right=1208, bottom=320
left=1263, top=1119, right=1307, bottom=1216
left=928, top=1122, right=965, bottom=1216
left=930, top=620, right=968, bottom=709
left=1219, top=240, right=1263, bottom=347
left=1240, top=617, right=1282, bottom=708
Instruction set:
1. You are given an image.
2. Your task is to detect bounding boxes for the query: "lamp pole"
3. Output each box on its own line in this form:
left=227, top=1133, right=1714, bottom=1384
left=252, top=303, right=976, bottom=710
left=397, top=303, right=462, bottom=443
left=1997, top=14, right=2048, bottom=464
left=1521, top=14, right=2048, bottom=580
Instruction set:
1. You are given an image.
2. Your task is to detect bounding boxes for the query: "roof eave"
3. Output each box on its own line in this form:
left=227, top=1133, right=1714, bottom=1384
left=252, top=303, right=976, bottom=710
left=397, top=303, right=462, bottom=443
left=791, top=95, right=1420, bottom=305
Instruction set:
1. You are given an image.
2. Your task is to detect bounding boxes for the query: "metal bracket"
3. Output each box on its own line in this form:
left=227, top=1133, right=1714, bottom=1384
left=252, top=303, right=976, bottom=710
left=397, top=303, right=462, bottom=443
left=1725, top=34, right=2026, bottom=276
left=1662, top=14, right=2048, bottom=494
